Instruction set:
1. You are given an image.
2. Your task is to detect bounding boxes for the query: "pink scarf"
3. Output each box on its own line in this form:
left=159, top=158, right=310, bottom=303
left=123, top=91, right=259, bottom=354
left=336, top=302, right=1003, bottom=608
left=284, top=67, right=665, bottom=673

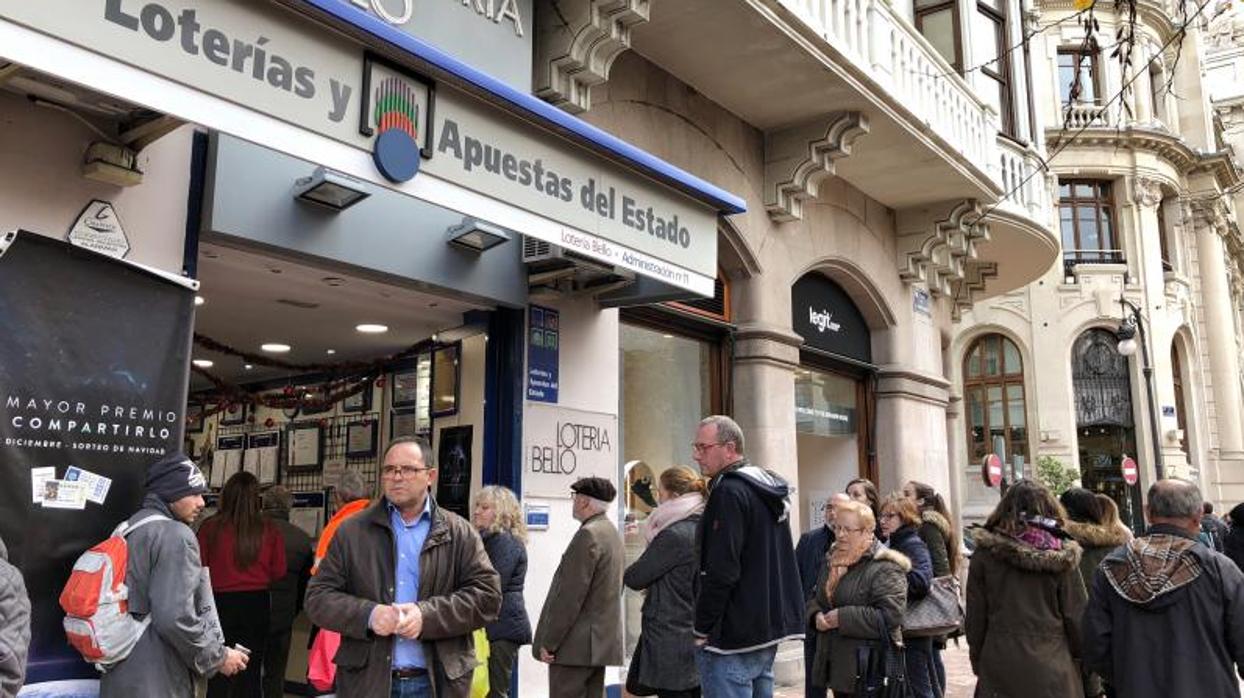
left=644, top=493, right=706, bottom=543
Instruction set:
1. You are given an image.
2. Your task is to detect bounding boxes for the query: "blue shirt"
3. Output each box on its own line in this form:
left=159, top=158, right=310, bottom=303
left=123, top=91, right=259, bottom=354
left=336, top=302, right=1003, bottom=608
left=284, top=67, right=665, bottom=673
left=388, top=496, right=433, bottom=669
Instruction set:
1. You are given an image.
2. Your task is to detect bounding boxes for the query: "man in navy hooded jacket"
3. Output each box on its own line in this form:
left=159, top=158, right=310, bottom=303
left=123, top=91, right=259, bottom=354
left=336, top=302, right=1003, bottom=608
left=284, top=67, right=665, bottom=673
left=692, top=415, right=803, bottom=698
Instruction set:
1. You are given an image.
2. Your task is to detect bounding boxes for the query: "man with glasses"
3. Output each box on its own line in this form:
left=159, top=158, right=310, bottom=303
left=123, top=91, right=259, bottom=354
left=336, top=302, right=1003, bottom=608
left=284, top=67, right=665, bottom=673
left=307, top=436, right=501, bottom=698
left=692, top=415, right=804, bottom=698
left=533, top=476, right=624, bottom=698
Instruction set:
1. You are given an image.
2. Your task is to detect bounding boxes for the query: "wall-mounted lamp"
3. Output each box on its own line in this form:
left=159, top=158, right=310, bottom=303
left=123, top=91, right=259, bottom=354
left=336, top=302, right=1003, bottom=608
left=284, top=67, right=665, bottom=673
left=293, top=167, right=370, bottom=211
left=446, top=218, right=511, bottom=253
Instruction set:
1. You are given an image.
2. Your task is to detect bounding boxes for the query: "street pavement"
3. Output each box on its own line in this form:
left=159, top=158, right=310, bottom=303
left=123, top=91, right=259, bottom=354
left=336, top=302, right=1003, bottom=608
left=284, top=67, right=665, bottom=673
left=774, top=641, right=976, bottom=698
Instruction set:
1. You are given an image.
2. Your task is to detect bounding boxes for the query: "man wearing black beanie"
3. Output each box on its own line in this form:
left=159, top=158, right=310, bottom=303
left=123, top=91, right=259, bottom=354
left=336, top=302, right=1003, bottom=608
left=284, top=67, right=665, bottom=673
left=100, top=453, right=249, bottom=698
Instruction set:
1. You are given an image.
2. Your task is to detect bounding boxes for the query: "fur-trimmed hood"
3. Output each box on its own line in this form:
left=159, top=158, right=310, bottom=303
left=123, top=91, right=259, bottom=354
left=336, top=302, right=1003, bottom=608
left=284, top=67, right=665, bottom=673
left=870, top=540, right=912, bottom=572
left=922, top=510, right=952, bottom=539
left=972, top=528, right=1082, bottom=574
left=1064, top=519, right=1129, bottom=549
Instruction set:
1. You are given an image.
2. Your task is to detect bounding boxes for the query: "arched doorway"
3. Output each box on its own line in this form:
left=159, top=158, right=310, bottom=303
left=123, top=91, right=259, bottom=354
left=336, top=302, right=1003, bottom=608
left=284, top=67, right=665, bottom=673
left=791, top=272, right=875, bottom=532
left=1073, top=328, right=1143, bottom=531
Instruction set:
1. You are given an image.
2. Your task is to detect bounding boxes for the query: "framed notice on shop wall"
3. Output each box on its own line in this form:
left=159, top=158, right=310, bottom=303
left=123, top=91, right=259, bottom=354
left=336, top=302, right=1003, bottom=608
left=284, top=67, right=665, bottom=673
left=526, top=305, right=559, bottom=403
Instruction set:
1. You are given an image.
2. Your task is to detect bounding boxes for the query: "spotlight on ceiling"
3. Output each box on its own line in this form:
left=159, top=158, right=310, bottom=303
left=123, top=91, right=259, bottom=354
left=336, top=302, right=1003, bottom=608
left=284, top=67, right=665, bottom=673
left=446, top=217, right=511, bottom=253
left=192, top=359, right=214, bottom=368
left=261, top=343, right=292, bottom=354
left=356, top=324, right=389, bottom=334
left=194, top=295, right=205, bottom=306
left=293, top=167, right=370, bottom=211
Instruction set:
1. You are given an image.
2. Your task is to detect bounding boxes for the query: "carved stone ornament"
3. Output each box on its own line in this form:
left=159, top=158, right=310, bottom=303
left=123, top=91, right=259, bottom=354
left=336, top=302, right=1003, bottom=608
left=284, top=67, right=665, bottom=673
left=1132, top=176, right=1163, bottom=207
left=1209, top=0, right=1244, bottom=49
left=763, top=112, right=870, bottom=222
left=533, top=0, right=651, bottom=114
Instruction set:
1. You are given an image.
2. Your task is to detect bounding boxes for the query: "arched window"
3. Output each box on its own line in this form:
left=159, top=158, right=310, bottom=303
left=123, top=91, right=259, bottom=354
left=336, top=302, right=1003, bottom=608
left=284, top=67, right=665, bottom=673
left=964, top=334, right=1029, bottom=462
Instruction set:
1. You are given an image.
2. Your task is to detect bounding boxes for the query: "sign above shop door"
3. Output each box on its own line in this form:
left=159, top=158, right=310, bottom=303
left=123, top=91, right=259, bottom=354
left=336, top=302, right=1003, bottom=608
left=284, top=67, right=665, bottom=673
left=791, top=273, right=873, bottom=364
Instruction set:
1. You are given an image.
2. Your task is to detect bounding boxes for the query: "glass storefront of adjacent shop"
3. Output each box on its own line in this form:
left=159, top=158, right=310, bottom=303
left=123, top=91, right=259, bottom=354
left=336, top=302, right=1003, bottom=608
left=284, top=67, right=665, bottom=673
left=791, top=272, right=876, bottom=533
left=617, top=299, right=731, bottom=657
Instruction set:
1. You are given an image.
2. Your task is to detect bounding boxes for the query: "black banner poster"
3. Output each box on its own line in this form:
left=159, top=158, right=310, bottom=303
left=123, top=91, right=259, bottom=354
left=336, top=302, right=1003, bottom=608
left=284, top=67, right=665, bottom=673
left=0, top=232, right=194, bottom=684
left=436, top=425, right=473, bottom=519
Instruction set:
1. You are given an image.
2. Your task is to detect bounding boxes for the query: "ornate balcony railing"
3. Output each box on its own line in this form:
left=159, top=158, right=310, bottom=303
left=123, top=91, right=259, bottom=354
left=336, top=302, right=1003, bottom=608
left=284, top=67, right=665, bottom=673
left=996, top=136, right=1052, bottom=226
left=779, top=0, right=996, bottom=172
left=1061, top=102, right=1112, bottom=129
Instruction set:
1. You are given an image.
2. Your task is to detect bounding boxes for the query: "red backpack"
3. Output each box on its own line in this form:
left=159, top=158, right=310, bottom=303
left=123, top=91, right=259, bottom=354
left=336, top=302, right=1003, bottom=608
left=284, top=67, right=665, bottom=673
left=60, top=514, right=170, bottom=670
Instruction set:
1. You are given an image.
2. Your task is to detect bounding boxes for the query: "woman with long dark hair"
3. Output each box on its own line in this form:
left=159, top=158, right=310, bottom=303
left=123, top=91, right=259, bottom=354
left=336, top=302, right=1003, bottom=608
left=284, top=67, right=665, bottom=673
left=966, top=480, right=1085, bottom=697
left=904, top=480, right=960, bottom=695
left=198, top=471, right=286, bottom=698
left=846, top=478, right=882, bottom=538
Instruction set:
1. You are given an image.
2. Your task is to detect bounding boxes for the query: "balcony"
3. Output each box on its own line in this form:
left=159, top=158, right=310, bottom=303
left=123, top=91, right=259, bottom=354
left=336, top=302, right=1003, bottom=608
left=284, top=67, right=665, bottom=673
left=1064, top=249, right=1127, bottom=278
left=1060, top=102, right=1112, bottom=129
left=629, top=0, right=1004, bottom=209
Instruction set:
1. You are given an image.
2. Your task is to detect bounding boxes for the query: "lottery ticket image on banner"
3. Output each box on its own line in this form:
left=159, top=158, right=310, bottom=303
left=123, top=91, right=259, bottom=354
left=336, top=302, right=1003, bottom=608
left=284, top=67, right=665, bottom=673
left=42, top=480, right=87, bottom=510
left=31, top=466, right=55, bottom=504
left=65, top=466, right=113, bottom=505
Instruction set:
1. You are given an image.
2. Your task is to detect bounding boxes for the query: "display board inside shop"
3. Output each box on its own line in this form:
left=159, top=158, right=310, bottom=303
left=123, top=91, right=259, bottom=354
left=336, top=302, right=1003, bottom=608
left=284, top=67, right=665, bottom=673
left=188, top=336, right=453, bottom=494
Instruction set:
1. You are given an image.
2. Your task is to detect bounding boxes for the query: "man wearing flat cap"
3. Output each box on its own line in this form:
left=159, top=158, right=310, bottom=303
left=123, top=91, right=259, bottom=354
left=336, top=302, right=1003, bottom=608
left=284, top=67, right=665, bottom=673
left=533, top=476, right=624, bottom=698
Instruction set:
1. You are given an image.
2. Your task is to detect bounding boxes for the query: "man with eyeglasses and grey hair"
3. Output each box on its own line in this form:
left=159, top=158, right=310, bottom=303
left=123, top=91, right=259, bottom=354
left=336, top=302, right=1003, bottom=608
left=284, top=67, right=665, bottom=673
left=306, top=436, right=501, bottom=698
left=691, top=415, right=803, bottom=698
left=1083, top=478, right=1244, bottom=698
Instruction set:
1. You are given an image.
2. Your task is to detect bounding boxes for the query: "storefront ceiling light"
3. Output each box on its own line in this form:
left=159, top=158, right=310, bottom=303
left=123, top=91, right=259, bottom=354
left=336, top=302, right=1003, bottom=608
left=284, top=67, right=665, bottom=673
left=194, top=295, right=205, bottom=306
left=446, top=218, right=511, bottom=253
left=326, top=349, right=337, bottom=355
left=293, top=167, right=370, bottom=211
left=244, top=364, right=254, bottom=370
left=356, top=324, right=389, bottom=334
left=261, top=343, right=292, bottom=353
left=192, top=359, right=213, bottom=368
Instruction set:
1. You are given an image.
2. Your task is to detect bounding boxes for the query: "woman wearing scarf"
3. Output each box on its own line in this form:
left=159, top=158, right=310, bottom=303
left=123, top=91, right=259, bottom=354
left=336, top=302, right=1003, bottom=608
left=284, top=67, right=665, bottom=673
left=966, top=480, right=1086, bottom=698
left=806, top=500, right=909, bottom=696
left=624, top=466, right=706, bottom=698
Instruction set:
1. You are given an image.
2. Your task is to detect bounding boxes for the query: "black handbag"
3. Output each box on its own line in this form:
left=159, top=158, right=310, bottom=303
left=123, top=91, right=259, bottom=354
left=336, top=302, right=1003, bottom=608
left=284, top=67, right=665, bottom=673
left=852, top=613, right=911, bottom=698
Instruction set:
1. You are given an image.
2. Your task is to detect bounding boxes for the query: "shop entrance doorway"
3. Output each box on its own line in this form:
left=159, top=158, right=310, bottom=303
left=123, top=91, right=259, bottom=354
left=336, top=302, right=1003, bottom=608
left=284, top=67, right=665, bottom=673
left=1072, top=328, right=1144, bottom=532
left=186, top=240, right=497, bottom=694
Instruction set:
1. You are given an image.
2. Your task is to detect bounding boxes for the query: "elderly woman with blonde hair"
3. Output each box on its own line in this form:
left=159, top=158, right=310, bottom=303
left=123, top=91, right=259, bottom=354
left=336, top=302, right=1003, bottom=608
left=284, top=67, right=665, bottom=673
left=807, top=500, right=910, bottom=696
left=472, top=486, right=532, bottom=698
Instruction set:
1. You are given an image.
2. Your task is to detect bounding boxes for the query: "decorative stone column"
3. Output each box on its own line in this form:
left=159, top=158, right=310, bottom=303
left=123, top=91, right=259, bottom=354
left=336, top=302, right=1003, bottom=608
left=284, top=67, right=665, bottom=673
left=1193, top=200, right=1244, bottom=497
left=1132, top=176, right=1186, bottom=472
left=731, top=321, right=803, bottom=525
left=873, top=366, right=951, bottom=494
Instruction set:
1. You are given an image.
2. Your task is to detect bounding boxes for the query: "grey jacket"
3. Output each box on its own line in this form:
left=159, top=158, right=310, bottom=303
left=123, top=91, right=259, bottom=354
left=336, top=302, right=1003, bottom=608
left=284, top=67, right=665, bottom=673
left=100, top=495, right=226, bottom=698
left=533, top=512, right=624, bottom=667
left=0, top=535, right=30, bottom=698
left=624, top=515, right=700, bottom=691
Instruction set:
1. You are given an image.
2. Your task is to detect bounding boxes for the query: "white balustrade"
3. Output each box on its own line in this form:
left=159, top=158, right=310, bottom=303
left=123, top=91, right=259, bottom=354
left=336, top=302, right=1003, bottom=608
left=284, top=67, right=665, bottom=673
left=1062, top=102, right=1111, bottom=129
left=996, top=136, right=1052, bottom=226
left=780, top=0, right=996, bottom=174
